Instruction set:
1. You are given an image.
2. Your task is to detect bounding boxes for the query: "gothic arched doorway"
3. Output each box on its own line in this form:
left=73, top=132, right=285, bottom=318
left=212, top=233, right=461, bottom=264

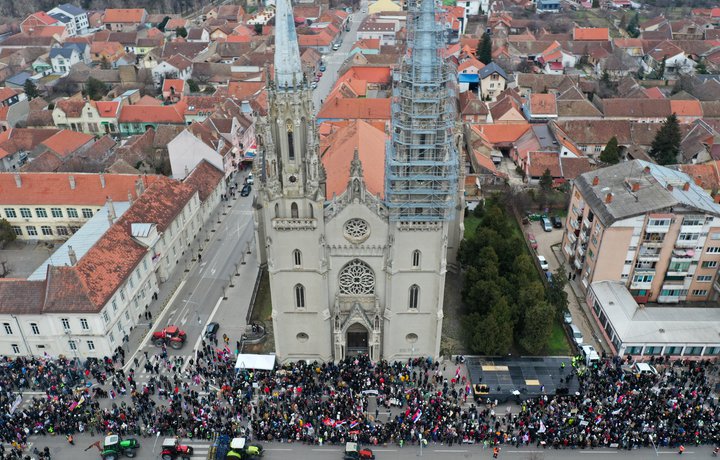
left=346, top=323, right=369, bottom=356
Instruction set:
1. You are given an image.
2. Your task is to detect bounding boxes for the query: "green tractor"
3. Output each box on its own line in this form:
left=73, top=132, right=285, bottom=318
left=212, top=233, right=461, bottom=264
left=101, top=435, right=140, bottom=460
left=226, top=438, right=263, bottom=459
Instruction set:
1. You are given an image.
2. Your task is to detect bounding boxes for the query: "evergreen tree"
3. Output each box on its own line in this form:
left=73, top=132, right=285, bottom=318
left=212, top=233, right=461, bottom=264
left=696, top=59, right=708, bottom=75
left=539, top=168, right=553, bottom=191
left=0, top=219, right=16, bottom=246
left=85, top=77, right=108, bottom=101
left=591, top=0, right=600, bottom=7
left=176, top=26, right=188, bottom=38
left=627, top=12, right=640, bottom=38
left=477, top=32, right=493, bottom=65
left=518, top=300, right=555, bottom=352
left=187, top=79, right=200, bottom=93
left=599, top=136, right=620, bottom=164
left=649, top=114, right=681, bottom=165
left=23, top=79, right=39, bottom=100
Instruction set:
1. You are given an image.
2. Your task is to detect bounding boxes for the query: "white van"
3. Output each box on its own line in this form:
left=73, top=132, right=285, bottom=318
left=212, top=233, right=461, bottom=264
left=580, top=345, right=600, bottom=366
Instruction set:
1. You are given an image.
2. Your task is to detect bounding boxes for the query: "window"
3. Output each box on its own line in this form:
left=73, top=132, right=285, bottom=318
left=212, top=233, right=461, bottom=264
left=412, top=250, right=421, bottom=268
left=678, top=233, right=699, bottom=241
left=594, top=146, right=602, bottom=153
left=67, top=208, right=78, bottom=218
left=648, top=218, right=670, bottom=226
left=409, top=284, right=420, bottom=309
left=51, top=208, right=63, bottom=218
left=109, top=332, right=114, bottom=343
left=338, top=259, right=375, bottom=295
left=291, top=202, right=299, bottom=218
left=40, top=226, right=52, bottom=236
left=696, top=275, right=712, bottom=282
left=682, top=217, right=703, bottom=226
left=3, top=323, right=12, bottom=335
left=80, top=318, right=89, bottom=330
left=87, top=340, right=95, bottom=351
left=20, top=208, right=31, bottom=218
left=30, top=323, right=39, bottom=335
left=707, top=247, right=720, bottom=253
left=692, top=289, right=708, bottom=296
left=702, top=261, right=718, bottom=269
left=69, top=226, right=80, bottom=233
left=124, top=311, right=130, bottom=321
left=82, top=208, right=93, bottom=218
left=35, top=208, right=47, bottom=218
left=119, top=289, right=125, bottom=302
left=102, top=311, right=109, bottom=323
left=61, top=318, right=70, bottom=330
left=293, top=249, right=302, bottom=267
left=632, top=274, right=653, bottom=283
left=294, top=284, right=305, bottom=308
left=142, top=259, right=148, bottom=271
left=11, top=344, right=19, bottom=354
left=4, top=208, right=16, bottom=218
left=56, top=226, right=68, bottom=236
left=112, top=299, right=118, bottom=311
left=68, top=340, right=77, bottom=351
left=11, top=226, right=22, bottom=236
left=685, top=346, right=703, bottom=355
left=26, top=226, right=37, bottom=236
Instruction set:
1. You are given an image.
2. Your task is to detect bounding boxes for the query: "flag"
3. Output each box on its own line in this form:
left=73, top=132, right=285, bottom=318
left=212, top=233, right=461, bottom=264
left=412, top=410, right=422, bottom=423
left=538, top=421, right=546, bottom=433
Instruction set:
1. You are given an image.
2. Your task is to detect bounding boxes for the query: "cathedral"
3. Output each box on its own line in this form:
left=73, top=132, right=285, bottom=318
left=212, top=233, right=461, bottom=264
left=252, top=0, right=464, bottom=363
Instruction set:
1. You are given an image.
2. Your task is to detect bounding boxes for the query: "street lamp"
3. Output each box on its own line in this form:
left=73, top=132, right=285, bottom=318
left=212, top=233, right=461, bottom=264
left=11, top=314, right=33, bottom=357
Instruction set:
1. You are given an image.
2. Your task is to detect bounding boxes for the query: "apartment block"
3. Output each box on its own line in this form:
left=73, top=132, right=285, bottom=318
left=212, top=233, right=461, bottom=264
left=562, top=160, right=720, bottom=304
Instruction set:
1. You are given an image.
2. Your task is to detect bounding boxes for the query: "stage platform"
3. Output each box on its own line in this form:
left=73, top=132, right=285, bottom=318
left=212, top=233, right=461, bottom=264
left=465, top=356, right=579, bottom=403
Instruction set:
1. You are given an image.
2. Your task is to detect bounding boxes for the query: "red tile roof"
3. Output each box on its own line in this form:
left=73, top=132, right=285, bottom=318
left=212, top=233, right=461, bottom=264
left=670, top=99, right=703, bottom=117
left=474, top=123, right=531, bottom=144
left=162, top=78, right=186, bottom=94
left=530, top=93, right=557, bottom=115
left=41, top=130, right=94, bottom=158
left=0, top=128, right=58, bottom=161
left=0, top=172, right=162, bottom=205
left=92, top=100, right=121, bottom=117
left=573, top=27, right=609, bottom=41
left=183, top=159, right=224, bottom=202
left=528, top=151, right=561, bottom=178
left=103, top=8, right=147, bottom=24
left=25, top=12, right=59, bottom=26
left=317, top=97, right=391, bottom=121
left=0, top=88, right=18, bottom=101
left=119, top=102, right=186, bottom=124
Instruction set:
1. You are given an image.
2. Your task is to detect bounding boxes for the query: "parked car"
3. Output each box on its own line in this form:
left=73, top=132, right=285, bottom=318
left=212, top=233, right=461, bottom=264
left=541, top=217, right=552, bottom=232
left=311, top=81, right=318, bottom=89
left=319, top=64, right=326, bottom=72
left=332, top=43, right=341, bottom=51
left=246, top=173, right=254, bottom=185
left=563, top=311, right=572, bottom=324
left=551, top=216, right=563, bottom=228
left=527, top=233, right=538, bottom=250
left=537, top=255, right=549, bottom=271
left=240, top=184, right=251, bottom=197
left=622, top=362, right=658, bottom=376
left=205, top=322, right=219, bottom=338
left=316, top=71, right=323, bottom=78
left=569, top=324, right=583, bottom=345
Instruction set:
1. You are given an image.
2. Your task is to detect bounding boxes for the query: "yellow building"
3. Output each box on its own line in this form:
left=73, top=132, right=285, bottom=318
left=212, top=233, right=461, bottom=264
left=368, top=0, right=402, bottom=14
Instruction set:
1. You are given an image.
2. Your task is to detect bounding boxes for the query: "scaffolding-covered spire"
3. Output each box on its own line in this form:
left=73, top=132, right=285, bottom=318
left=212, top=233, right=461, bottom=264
left=414, top=0, right=439, bottom=83
left=274, top=0, right=303, bottom=88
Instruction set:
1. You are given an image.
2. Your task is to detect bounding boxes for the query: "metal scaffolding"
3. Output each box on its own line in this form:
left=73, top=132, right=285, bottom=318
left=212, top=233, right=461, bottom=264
left=385, top=0, right=459, bottom=222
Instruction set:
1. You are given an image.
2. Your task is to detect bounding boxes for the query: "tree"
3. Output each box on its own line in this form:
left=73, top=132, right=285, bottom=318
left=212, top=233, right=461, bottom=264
left=518, top=300, right=555, bottom=352
left=547, top=266, right=569, bottom=320
left=649, top=114, right=681, bottom=165
left=23, top=79, right=39, bottom=100
left=599, top=136, right=620, bottom=164
left=464, top=299, right=513, bottom=355
left=187, top=79, right=200, bottom=93
left=657, top=56, right=667, bottom=80
left=0, top=219, right=16, bottom=247
left=592, top=0, right=600, bottom=7
left=176, top=26, right=188, bottom=38
left=477, top=32, right=493, bottom=65
left=626, top=12, right=640, bottom=38
left=84, top=77, right=108, bottom=101
left=254, top=23, right=263, bottom=35
left=695, top=59, right=708, bottom=75
left=100, top=55, right=110, bottom=70
left=539, top=168, right=553, bottom=191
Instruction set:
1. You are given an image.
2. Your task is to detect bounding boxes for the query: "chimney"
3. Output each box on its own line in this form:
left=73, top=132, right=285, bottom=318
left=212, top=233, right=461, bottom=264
left=715, top=194, right=720, bottom=204
left=184, top=164, right=189, bottom=178
left=240, top=100, right=252, bottom=113
left=128, top=191, right=134, bottom=206
left=631, top=181, right=640, bottom=192
left=14, top=173, right=21, bottom=188
left=106, top=197, right=116, bottom=225
left=99, top=173, right=106, bottom=188
left=605, top=192, right=613, bottom=203
left=592, top=175, right=599, bottom=186
left=135, top=177, right=145, bottom=196
left=69, top=175, right=76, bottom=190
left=643, top=165, right=651, bottom=174
left=68, top=246, right=77, bottom=266
left=682, top=181, right=690, bottom=191
left=667, top=183, right=673, bottom=192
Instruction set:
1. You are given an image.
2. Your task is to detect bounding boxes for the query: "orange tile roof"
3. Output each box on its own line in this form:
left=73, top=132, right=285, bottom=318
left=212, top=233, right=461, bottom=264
left=26, top=12, right=59, bottom=26
left=678, top=161, right=720, bottom=191
left=644, top=87, right=665, bottom=99
left=338, top=66, right=392, bottom=84
left=298, top=30, right=334, bottom=47
left=320, top=120, right=387, bottom=199
left=165, top=18, right=188, bottom=30
left=36, top=26, right=67, bottom=37
left=162, top=78, right=185, bottom=94
left=41, top=130, right=94, bottom=158
left=528, top=151, right=561, bottom=178
left=574, top=27, right=609, bottom=41
left=183, top=159, right=224, bottom=202
left=119, top=102, right=186, bottom=124
left=0, top=128, right=58, bottom=161
left=458, top=58, right=485, bottom=73
left=354, top=38, right=381, bottom=50
left=227, top=81, right=266, bottom=100
left=91, top=100, right=121, bottom=117
left=0, top=172, right=162, bottom=206
left=530, top=93, right=557, bottom=115
left=318, top=97, right=391, bottom=121
left=0, top=88, right=18, bottom=101
left=103, top=8, right=147, bottom=24
left=670, top=99, right=703, bottom=117
left=134, top=95, right=163, bottom=106
left=473, top=123, right=531, bottom=144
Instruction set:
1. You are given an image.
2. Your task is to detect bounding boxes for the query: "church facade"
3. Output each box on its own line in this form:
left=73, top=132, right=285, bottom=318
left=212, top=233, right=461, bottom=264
left=252, top=0, right=464, bottom=363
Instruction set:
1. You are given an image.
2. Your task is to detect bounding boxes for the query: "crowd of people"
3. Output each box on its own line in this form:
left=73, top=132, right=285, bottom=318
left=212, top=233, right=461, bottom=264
left=0, top=347, right=719, bottom=458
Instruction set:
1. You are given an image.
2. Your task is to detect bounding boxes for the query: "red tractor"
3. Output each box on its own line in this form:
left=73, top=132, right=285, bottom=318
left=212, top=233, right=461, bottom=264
left=152, top=325, right=187, bottom=350
left=160, top=438, right=193, bottom=460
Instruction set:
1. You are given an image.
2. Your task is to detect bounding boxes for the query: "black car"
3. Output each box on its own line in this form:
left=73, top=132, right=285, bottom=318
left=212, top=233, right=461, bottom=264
left=205, top=322, right=219, bottom=338
left=551, top=216, right=563, bottom=228
left=240, top=184, right=251, bottom=197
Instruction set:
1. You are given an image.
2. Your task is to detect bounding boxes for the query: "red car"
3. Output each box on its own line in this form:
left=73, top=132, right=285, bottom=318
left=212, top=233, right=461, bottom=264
left=527, top=233, right=538, bottom=250
left=316, top=71, right=323, bottom=78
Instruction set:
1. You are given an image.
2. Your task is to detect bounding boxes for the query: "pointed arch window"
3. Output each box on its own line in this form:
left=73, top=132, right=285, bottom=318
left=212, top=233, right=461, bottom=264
left=293, top=249, right=302, bottom=267
left=287, top=120, right=295, bottom=161
left=412, top=250, right=421, bottom=268
left=308, top=203, right=314, bottom=219
left=291, top=202, right=299, bottom=218
left=294, top=284, right=305, bottom=309
left=409, top=284, right=420, bottom=309
left=274, top=203, right=280, bottom=218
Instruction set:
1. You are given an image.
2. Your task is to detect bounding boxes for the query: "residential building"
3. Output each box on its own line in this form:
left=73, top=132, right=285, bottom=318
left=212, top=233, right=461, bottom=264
left=0, top=128, right=58, bottom=172
left=478, top=62, right=508, bottom=101
left=118, top=103, right=187, bottom=136
left=151, top=55, right=193, bottom=87
left=102, top=9, right=148, bottom=32
left=562, top=160, right=720, bottom=305
left=168, top=125, right=232, bottom=179
left=356, top=19, right=398, bottom=46
left=53, top=98, right=122, bottom=136
left=20, top=12, right=60, bottom=34
left=49, top=44, right=89, bottom=75
left=47, top=3, right=89, bottom=37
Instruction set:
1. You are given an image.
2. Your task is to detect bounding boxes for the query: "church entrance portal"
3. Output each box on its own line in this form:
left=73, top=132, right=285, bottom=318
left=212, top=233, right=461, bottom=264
left=346, top=323, right=369, bottom=356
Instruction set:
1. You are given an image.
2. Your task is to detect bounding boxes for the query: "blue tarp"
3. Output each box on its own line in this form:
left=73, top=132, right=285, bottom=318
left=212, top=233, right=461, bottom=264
left=458, top=74, right=479, bottom=83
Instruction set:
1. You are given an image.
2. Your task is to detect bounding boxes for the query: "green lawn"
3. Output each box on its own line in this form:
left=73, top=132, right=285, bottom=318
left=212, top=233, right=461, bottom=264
left=464, top=215, right=481, bottom=240
left=544, top=322, right=572, bottom=356
left=251, top=269, right=272, bottom=323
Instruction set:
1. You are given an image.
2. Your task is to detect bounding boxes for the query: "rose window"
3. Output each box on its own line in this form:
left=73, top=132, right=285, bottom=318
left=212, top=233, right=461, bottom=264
left=343, top=218, right=370, bottom=243
left=338, top=259, right=375, bottom=295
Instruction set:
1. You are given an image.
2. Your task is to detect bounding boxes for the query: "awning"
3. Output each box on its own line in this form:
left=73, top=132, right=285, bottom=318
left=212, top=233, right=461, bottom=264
left=244, top=143, right=257, bottom=159
left=235, top=353, right=276, bottom=370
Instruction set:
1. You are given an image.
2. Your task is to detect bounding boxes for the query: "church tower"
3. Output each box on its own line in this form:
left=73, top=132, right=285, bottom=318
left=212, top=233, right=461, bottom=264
left=381, top=0, right=460, bottom=360
left=252, top=0, right=332, bottom=362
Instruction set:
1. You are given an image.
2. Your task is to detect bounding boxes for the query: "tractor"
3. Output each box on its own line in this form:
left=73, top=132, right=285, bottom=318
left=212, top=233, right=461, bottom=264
left=160, top=438, right=193, bottom=460
left=101, top=435, right=139, bottom=460
left=226, top=438, right=263, bottom=459
left=343, top=442, right=375, bottom=460
left=152, top=325, right=187, bottom=349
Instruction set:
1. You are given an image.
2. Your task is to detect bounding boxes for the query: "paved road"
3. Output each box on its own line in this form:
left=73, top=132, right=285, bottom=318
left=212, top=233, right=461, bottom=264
left=25, top=433, right=716, bottom=460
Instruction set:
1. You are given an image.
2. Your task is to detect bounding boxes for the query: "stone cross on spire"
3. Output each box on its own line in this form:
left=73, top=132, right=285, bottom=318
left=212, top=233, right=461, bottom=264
left=274, top=0, right=304, bottom=89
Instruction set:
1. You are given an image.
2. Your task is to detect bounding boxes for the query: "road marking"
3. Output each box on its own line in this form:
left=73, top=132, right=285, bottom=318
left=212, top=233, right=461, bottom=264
left=264, top=448, right=293, bottom=451
left=433, top=449, right=468, bottom=453
left=372, top=449, right=398, bottom=452
left=183, top=295, right=224, bottom=373
left=211, top=268, right=216, bottom=276
left=580, top=452, right=618, bottom=455
left=507, top=451, right=544, bottom=454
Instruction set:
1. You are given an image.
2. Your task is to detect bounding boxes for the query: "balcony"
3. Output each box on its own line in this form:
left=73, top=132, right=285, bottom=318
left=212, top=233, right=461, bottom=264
left=714, top=280, right=720, bottom=292
left=567, top=232, right=577, bottom=244
left=675, top=239, right=698, bottom=248
left=570, top=219, right=579, bottom=231
left=272, top=218, right=318, bottom=231
left=630, top=280, right=653, bottom=290
left=642, top=239, right=665, bottom=248
left=680, top=224, right=703, bottom=234
left=646, top=223, right=671, bottom=233
left=582, top=217, right=591, bottom=230
left=574, top=257, right=583, bottom=270
left=577, top=244, right=586, bottom=257
left=657, top=295, right=681, bottom=303
left=637, top=249, right=661, bottom=261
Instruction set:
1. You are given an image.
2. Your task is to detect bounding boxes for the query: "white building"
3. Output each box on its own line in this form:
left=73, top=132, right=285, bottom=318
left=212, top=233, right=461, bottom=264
left=48, top=4, right=89, bottom=37
left=0, top=163, right=225, bottom=359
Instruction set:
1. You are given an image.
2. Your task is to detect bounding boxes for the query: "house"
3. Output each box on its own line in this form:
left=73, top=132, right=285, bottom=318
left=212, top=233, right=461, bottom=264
left=644, top=40, right=696, bottom=76
left=0, top=128, right=58, bottom=171
left=356, top=19, right=398, bottom=46
left=186, top=28, right=210, bottom=43
left=162, top=79, right=187, bottom=102
left=537, top=41, right=577, bottom=75
left=524, top=93, right=558, bottom=121
left=20, top=12, right=60, bottom=34
left=118, top=102, right=187, bottom=136
left=457, top=57, right=485, bottom=93
left=102, top=9, right=147, bottom=32
left=537, top=0, right=561, bottom=13
left=168, top=124, right=233, bottom=179
left=478, top=62, right=508, bottom=101
left=151, top=54, right=193, bottom=86
left=52, top=98, right=122, bottom=136
left=573, top=27, right=609, bottom=41
left=49, top=44, right=89, bottom=75
left=48, top=3, right=89, bottom=37
left=489, top=94, right=526, bottom=123
left=458, top=91, right=490, bottom=123
left=524, top=151, right=593, bottom=185
left=679, top=119, right=720, bottom=163
left=456, top=0, right=486, bottom=16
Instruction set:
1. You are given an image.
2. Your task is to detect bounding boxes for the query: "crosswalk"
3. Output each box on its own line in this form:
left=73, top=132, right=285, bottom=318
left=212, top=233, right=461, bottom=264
left=187, top=442, right=211, bottom=459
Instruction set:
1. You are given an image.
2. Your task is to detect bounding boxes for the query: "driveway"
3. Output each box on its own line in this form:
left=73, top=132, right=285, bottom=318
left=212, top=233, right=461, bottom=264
left=525, top=220, right=609, bottom=355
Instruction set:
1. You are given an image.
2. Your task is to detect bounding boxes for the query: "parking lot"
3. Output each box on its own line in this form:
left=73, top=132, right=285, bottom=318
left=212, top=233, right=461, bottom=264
left=524, top=219, right=608, bottom=355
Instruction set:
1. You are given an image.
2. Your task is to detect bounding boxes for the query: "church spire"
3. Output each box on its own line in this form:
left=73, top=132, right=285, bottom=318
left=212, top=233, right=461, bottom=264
left=274, top=0, right=304, bottom=88
left=414, top=0, right=439, bottom=83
